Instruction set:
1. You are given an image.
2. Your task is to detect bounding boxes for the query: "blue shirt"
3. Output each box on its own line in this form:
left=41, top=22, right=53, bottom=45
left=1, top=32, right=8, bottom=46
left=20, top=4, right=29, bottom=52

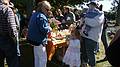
left=28, top=11, right=50, bottom=45
left=85, top=9, right=102, bottom=18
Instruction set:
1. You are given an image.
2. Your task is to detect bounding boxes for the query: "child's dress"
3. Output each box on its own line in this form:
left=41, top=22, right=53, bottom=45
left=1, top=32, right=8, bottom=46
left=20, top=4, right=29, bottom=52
left=63, top=39, right=81, bottom=67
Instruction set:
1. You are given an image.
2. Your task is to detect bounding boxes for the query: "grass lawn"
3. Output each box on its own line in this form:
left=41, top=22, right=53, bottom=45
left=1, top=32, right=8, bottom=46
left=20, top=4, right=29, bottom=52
left=96, top=42, right=112, bottom=67
left=5, top=42, right=112, bottom=67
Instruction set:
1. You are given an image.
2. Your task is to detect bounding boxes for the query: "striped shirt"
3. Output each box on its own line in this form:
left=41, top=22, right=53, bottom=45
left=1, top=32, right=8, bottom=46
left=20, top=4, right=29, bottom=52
left=0, top=3, right=17, bottom=37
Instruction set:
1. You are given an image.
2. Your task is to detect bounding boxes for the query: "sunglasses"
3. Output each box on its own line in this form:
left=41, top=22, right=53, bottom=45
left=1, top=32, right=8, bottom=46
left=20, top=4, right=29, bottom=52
left=45, top=8, right=51, bottom=12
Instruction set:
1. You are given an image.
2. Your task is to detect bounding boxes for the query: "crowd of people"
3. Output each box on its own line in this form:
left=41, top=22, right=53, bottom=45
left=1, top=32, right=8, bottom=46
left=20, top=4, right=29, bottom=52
left=0, top=0, right=120, bottom=67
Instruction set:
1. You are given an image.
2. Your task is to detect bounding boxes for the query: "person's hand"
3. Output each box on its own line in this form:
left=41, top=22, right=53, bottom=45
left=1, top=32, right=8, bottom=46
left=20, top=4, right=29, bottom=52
left=49, top=26, right=52, bottom=31
left=30, top=44, right=35, bottom=46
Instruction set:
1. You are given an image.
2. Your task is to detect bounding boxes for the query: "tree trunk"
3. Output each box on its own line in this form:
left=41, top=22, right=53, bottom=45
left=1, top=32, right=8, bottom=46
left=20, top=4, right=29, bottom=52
left=116, top=0, right=120, bottom=25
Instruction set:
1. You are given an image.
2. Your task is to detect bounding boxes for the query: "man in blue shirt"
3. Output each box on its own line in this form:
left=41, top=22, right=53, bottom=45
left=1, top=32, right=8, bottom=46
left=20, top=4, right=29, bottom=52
left=27, top=1, right=51, bottom=67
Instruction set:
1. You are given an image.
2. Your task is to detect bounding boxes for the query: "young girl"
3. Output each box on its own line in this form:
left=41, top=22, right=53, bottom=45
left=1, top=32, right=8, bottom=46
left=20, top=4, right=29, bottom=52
left=63, top=25, right=81, bottom=67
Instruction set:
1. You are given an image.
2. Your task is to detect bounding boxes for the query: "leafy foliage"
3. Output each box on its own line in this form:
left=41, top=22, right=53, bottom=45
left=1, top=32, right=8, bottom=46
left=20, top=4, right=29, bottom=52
left=48, top=0, right=88, bottom=9
left=110, top=0, right=120, bottom=25
left=13, top=0, right=88, bottom=17
left=104, top=12, right=116, bottom=20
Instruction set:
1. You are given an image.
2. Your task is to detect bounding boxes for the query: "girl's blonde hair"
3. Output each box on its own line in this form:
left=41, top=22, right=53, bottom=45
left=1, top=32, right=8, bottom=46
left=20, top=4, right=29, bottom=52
left=69, top=24, right=81, bottom=39
left=69, top=24, right=76, bottom=33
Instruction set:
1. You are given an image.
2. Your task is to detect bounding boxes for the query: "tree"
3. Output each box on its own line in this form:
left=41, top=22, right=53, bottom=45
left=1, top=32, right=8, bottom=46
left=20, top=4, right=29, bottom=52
left=116, top=0, right=120, bottom=25
left=104, top=12, right=116, bottom=20
left=112, top=0, right=120, bottom=25
left=13, top=0, right=87, bottom=18
left=48, top=0, right=87, bottom=9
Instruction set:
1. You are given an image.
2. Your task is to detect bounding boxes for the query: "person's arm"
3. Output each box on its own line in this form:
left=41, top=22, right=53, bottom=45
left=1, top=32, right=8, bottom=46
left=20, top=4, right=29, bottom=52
left=15, top=14, right=20, bottom=30
left=72, top=12, right=76, bottom=22
left=7, top=7, right=18, bottom=37
left=85, top=13, right=104, bottom=27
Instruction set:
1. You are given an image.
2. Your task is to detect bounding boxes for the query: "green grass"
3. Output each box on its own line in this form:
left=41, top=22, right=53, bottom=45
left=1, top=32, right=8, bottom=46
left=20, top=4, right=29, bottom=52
left=5, top=42, right=112, bottom=67
left=96, top=42, right=112, bottom=67
left=96, top=61, right=112, bottom=67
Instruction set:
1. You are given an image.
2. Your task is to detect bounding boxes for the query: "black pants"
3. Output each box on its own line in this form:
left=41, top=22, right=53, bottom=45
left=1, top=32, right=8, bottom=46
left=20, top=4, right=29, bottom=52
left=81, top=37, right=98, bottom=66
left=0, top=36, right=19, bottom=67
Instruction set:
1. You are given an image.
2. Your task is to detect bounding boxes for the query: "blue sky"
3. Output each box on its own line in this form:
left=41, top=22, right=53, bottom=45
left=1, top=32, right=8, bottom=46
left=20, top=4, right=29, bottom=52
left=99, top=0, right=113, bottom=11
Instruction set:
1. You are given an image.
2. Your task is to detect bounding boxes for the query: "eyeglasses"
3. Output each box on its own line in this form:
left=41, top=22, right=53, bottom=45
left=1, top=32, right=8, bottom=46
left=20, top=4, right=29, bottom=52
left=45, top=8, right=51, bottom=12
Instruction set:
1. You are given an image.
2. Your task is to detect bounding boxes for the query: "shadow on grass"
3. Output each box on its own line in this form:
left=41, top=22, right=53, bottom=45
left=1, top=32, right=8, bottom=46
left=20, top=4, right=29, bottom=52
left=97, top=58, right=107, bottom=63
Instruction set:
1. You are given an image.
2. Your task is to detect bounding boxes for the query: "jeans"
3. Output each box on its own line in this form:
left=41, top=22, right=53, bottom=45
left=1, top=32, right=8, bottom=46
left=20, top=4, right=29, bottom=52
left=81, top=37, right=97, bottom=66
left=0, top=36, right=19, bottom=67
